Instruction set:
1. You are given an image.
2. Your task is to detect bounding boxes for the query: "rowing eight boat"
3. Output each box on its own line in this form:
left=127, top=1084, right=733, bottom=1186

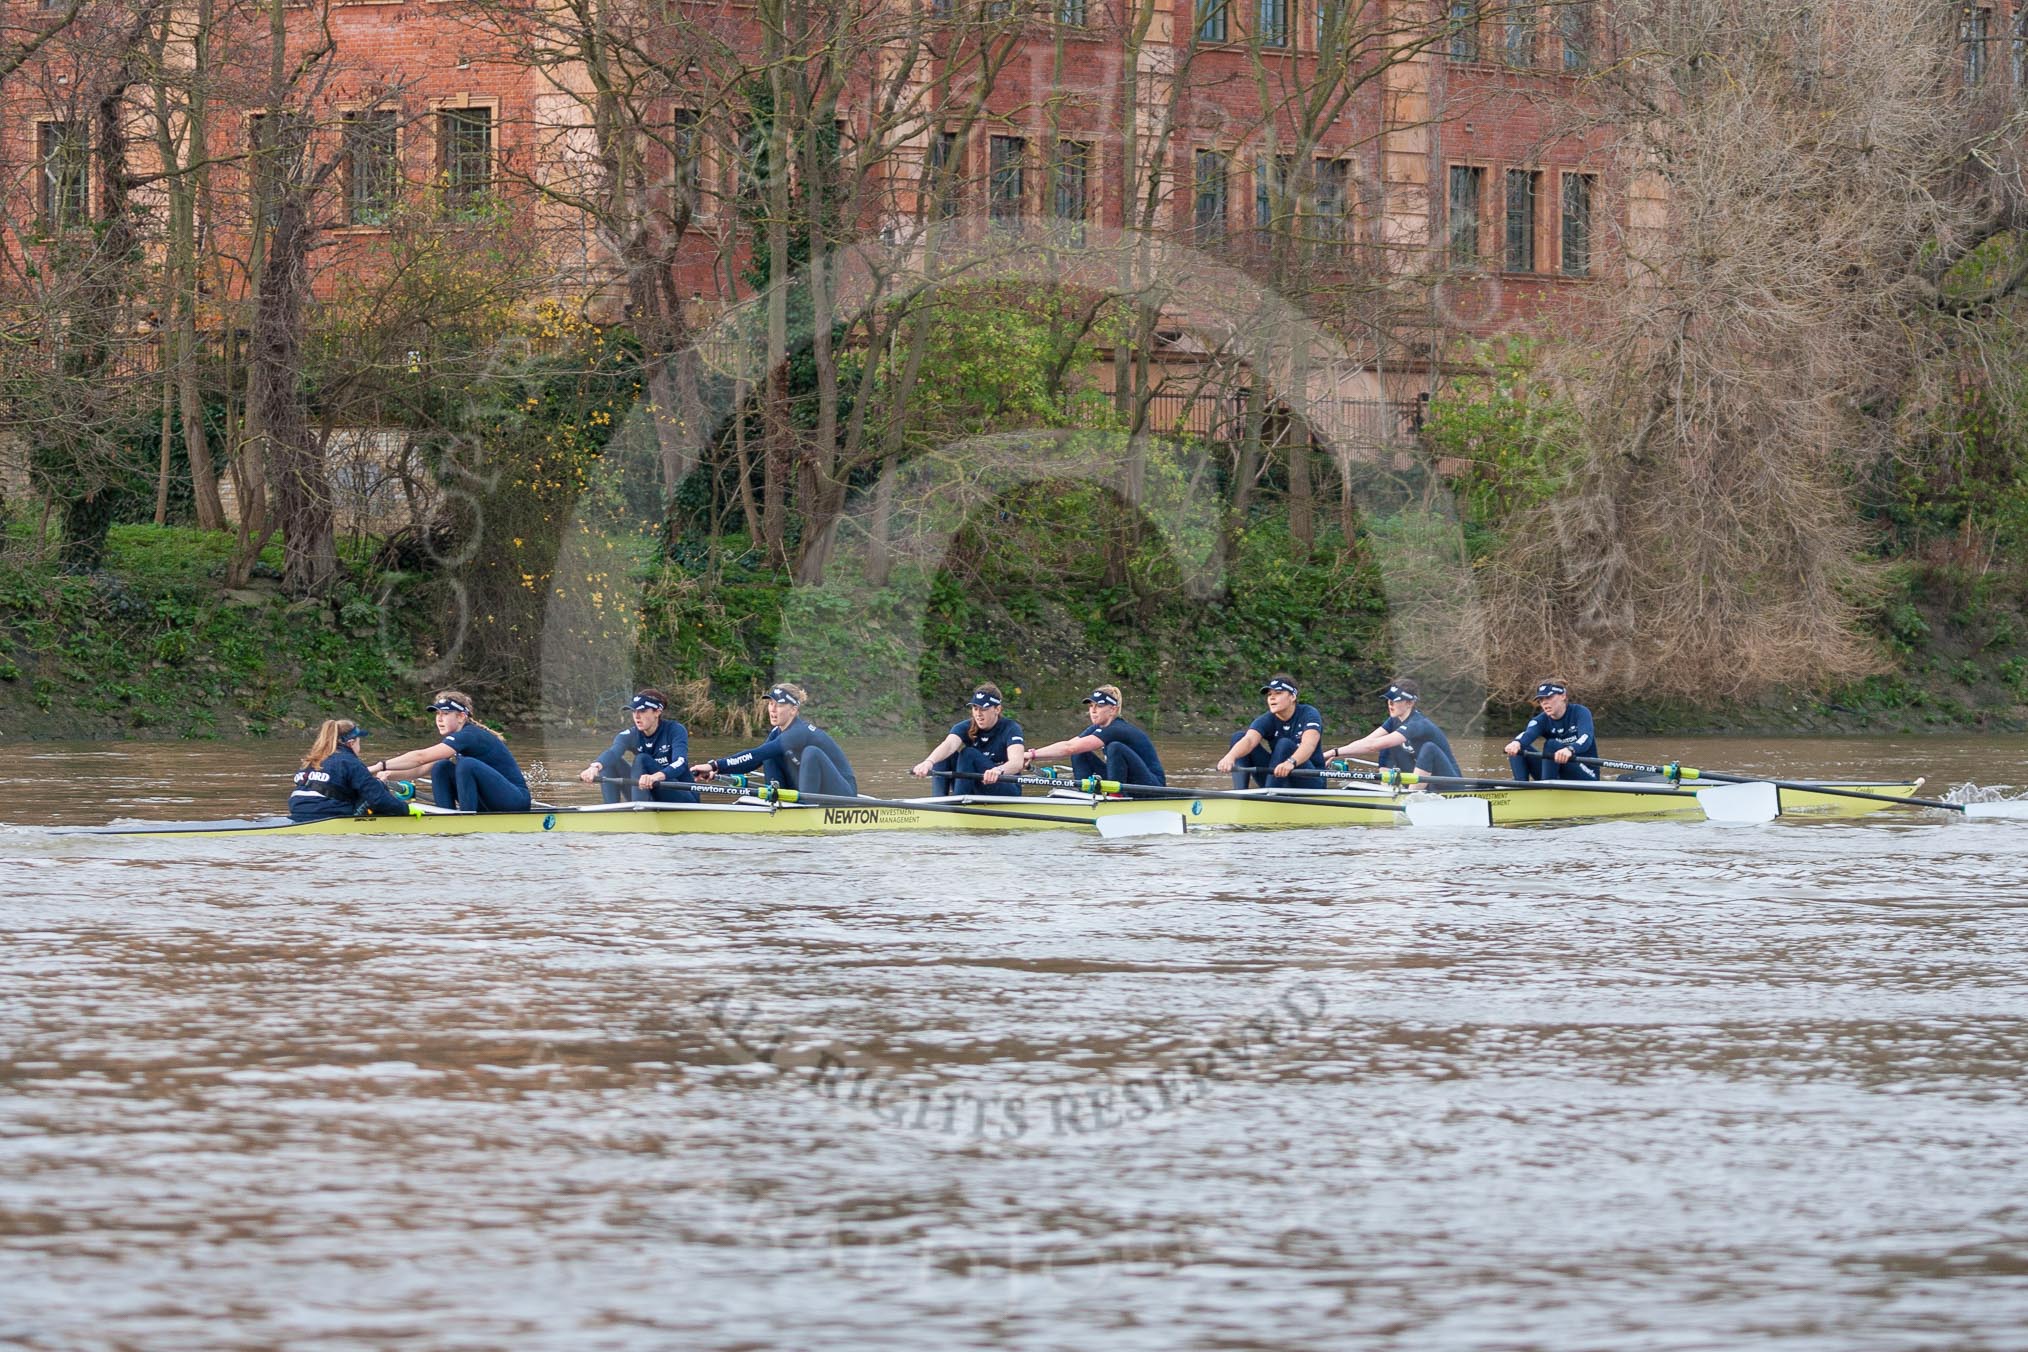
left=63, top=777, right=1929, bottom=837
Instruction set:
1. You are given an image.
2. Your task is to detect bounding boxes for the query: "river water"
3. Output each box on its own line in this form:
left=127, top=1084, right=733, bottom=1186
left=4, top=732, right=2028, bottom=1350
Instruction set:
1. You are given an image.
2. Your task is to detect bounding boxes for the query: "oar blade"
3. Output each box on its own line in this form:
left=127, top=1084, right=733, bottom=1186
left=1402, top=794, right=1492, bottom=829
left=1096, top=810, right=1187, bottom=839
left=1698, top=780, right=1780, bottom=824
left=1963, top=799, right=2028, bottom=820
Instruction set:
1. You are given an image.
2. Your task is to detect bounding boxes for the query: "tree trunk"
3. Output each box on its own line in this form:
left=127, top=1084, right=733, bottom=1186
left=1288, top=436, right=1313, bottom=550
left=865, top=455, right=897, bottom=588
left=257, top=184, right=336, bottom=597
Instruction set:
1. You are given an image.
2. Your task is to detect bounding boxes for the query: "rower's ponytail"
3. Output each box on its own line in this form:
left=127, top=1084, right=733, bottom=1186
left=300, top=719, right=359, bottom=770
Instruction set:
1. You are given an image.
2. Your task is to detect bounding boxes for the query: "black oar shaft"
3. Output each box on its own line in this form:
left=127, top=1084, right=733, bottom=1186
left=1571, top=757, right=1960, bottom=813
left=953, top=768, right=1405, bottom=814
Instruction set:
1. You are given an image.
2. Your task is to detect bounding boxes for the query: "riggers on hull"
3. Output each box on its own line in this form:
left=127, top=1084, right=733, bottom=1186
left=1446, top=778, right=1928, bottom=824
left=70, top=789, right=1408, bottom=839
left=63, top=780, right=1928, bottom=839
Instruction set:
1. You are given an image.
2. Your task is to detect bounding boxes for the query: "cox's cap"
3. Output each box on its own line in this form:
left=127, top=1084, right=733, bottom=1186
left=628, top=694, right=666, bottom=712
left=1533, top=682, right=1568, bottom=701
left=342, top=726, right=369, bottom=740
left=1260, top=677, right=1299, bottom=696
left=968, top=689, right=1003, bottom=709
left=765, top=686, right=802, bottom=706
left=1082, top=689, right=1120, bottom=708
left=1383, top=682, right=1418, bottom=703
left=426, top=698, right=472, bottom=715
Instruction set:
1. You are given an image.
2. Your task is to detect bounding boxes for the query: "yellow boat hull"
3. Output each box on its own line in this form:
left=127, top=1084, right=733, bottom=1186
left=67, top=779, right=1928, bottom=838
left=1448, top=778, right=1927, bottom=824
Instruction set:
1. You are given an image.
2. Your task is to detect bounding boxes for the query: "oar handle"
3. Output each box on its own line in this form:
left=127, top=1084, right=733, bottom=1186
left=1324, top=760, right=1419, bottom=785
left=1570, top=755, right=1701, bottom=781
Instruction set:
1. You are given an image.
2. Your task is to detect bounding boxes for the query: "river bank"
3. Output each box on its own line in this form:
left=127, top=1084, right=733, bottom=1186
left=3, top=524, right=2025, bottom=741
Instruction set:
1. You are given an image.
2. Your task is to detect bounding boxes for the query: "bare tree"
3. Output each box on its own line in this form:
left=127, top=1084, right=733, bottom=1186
left=1488, top=0, right=2028, bottom=698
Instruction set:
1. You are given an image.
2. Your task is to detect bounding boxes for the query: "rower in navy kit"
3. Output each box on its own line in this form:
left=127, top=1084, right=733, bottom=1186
left=693, top=683, right=858, bottom=796
left=370, top=690, right=533, bottom=812
left=912, top=684, right=1025, bottom=797
left=1504, top=678, right=1600, bottom=781
left=578, top=689, right=698, bottom=804
left=289, top=720, right=420, bottom=822
left=1326, top=678, right=1462, bottom=779
left=1017, top=685, right=1167, bottom=787
left=1217, top=673, right=1326, bottom=788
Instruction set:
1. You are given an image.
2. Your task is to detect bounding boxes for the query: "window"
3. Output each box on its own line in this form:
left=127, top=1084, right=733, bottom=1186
left=1258, top=0, right=1288, bottom=46
left=1504, top=168, right=1539, bottom=272
left=1559, top=2, right=1589, bottom=71
left=1254, top=153, right=1293, bottom=231
left=1447, top=164, right=1481, bottom=264
left=37, top=121, right=88, bottom=227
left=988, top=134, right=1025, bottom=226
left=1194, top=149, right=1228, bottom=244
left=671, top=108, right=701, bottom=215
left=1314, top=157, right=1352, bottom=243
left=1197, top=0, right=1227, bottom=42
left=340, top=111, right=398, bottom=227
left=1963, top=6, right=1992, bottom=87
left=1561, top=172, right=1594, bottom=277
left=928, top=130, right=960, bottom=219
left=1058, top=0, right=1086, bottom=24
left=1447, top=0, right=1478, bottom=60
left=1051, top=139, right=1089, bottom=245
left=1504, top=5, right=1534, bottom=66
left=438, top=105, right=494, bottom=212
left=2015, top=8, right=2027, bottom=86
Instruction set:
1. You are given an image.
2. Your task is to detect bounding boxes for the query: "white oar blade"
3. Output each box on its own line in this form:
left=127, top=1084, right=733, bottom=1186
left=1402, top=794, right=1492, bottom=829
left=1963, top=800, right=2028, bottom=820
left=1698, top=781, right=1780, bottom=824
left=1096, top=810, right=1187, bottom=839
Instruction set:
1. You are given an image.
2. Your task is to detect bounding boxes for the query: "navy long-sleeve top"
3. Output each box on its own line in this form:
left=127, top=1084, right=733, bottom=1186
left=1246, top=702, right=1326, bottom=772
left=1381, top=709, right=1463, bottom=777
left=949, top=716, right=1025, bottom=765
left=289, top=745, right=412, bottom=821
left=443, top=723, right=528, bottom=793
left=596, top=718, right=692, bottom=781
left=1082, top=718, right=1167, bottom=785
left=1510, top=703, right=1600, bottom=780
left=714, top=717, right=858, bottom=795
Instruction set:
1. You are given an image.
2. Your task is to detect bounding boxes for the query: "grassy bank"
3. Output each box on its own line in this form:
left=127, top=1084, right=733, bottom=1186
left=4, top=521, right=2026, bottom=741
left=0, top=524, right=437, bottom=738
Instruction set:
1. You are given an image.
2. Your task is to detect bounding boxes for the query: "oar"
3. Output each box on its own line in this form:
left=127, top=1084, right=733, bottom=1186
left=1100, top=776, right=1504, bottom=830
left=1570, top=756, right=2028, bottom=822
left=970, top=772, right=1406, bottom=815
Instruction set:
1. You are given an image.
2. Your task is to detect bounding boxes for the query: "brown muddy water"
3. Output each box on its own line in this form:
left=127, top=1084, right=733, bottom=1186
left=3, top=732, right=2028, bottom=1350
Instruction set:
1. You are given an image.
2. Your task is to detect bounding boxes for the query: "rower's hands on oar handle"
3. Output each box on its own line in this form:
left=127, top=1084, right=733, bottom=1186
left=577, top=762, right=603, bottom=786
left=691, top=762, right=719, bottom=783
left=909, top=758, right=934, bottom=778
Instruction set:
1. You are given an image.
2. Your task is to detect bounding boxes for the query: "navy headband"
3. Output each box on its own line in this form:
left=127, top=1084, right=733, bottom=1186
left=629, top=694, right=665, bottom=712
left=1260, top=678, right=1298, bottom=695
left=1082, top=689, right=1120, bottom=707
left=427, top=698, right=471, bottom=715
left=968, top=690, right=1003, bottom=709
left=1533, top=683, right=1568, bottom=700
left=1383, top=685, right=1417, bottom=702
left=765, top=686, right=802, bottom=706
